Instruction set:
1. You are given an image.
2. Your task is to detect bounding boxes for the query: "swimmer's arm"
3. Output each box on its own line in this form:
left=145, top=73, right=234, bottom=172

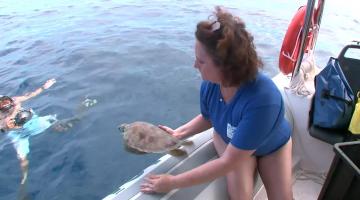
left=14, top=87, right=44, bottom=103
left=14, top=78, right=56, bottom=103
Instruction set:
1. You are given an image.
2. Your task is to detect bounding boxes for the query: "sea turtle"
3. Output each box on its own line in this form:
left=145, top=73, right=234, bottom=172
left=118, top=121, right=193, bottom=156
left=52, top=97, right=97, bottom=132
left=52, top=117, right=80, bottom=132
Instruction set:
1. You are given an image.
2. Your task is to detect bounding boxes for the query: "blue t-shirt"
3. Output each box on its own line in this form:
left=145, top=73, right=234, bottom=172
left=7, top=113, right=56, bottom=159
left=200, top=73, right=291, bottom=156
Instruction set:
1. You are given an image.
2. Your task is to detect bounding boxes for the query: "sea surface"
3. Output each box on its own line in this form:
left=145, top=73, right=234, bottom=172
left=0, top=0, right=359, bottom=199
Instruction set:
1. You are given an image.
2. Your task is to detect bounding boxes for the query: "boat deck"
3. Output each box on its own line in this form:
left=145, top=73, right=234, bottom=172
left=254, top=168, right=326, bottom=200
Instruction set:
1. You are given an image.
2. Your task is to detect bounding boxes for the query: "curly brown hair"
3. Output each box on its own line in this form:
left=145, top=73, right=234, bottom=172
left=195, top=6, right=263, bottom=87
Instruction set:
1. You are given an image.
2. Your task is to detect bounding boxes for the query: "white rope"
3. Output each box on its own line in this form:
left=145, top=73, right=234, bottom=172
left=286, top=51, right=316, bottom=97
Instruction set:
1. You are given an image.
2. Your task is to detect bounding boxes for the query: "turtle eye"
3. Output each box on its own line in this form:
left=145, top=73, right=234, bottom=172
left=118, top=125, right=125, bottom=132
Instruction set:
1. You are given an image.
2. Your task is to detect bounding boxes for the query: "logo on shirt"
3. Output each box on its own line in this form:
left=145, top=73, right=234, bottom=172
left=227, top=123, right=236, bottom=139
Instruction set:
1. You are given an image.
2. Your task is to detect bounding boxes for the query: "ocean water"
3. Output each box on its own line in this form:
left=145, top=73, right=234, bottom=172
left=0, top=0, right=359, bottom=199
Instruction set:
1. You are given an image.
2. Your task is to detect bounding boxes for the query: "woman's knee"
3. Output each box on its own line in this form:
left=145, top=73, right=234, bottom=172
left=227, top=179, right=254, bottom=200
left=226, top=158, right=257, bottom=200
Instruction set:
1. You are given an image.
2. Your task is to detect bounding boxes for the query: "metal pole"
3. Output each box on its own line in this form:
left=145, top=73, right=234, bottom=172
left=291, top=0, right=316, bottom=80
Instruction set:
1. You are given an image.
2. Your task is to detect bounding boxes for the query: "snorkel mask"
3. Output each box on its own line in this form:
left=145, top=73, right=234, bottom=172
left=0, top=96, right=15, bottom=113
left=14, top=110, right=33, bottom=126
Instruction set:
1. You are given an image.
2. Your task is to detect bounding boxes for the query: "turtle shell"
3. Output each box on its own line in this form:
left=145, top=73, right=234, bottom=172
left=120, top=121, right=181, bottom=153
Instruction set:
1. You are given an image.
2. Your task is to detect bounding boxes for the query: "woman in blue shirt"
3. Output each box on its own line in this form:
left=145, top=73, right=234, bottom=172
left=141, top=7, right=292, bottom=200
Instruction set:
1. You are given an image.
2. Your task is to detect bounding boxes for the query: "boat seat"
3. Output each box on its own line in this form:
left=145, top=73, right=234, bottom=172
left=309, top=42, right=360, bottom=145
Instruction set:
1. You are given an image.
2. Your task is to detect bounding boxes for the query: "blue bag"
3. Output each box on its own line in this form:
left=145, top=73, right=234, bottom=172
left=313, top=57, right=355, bottom=129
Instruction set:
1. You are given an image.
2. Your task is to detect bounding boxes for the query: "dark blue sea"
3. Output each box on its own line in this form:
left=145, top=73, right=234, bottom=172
left=0, top=0, right=359, bottom=199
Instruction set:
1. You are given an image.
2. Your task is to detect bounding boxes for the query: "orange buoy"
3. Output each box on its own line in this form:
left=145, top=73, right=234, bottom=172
left=279, top=6, right=314, bottom=75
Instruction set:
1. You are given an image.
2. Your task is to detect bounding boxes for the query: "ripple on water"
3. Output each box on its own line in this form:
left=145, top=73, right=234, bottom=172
left=13, top=58, right=28, bottom=65
left=64, top=52, right=85, bottom=67
left=0, top=48, right=20, bottom=57
left=41, top=10, right=60, bottom=16
left=6, top=40, right=25, bottom=46
left=25, top=40, right=45, bottom=51
left=0, top=14, right=14, bottom=20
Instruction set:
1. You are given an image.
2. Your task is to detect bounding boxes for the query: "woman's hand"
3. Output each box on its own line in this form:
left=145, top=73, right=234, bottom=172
left=158, top=125, right=183, bottom=139
left=140, top=174, right=176, bottom=193
left=43, top=78, right=56, bottom=89
left=159, top=115, right=212, bottom=140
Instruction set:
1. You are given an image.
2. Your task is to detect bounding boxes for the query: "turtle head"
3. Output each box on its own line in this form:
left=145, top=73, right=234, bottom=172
left=118, top=123, right=128, bottom=134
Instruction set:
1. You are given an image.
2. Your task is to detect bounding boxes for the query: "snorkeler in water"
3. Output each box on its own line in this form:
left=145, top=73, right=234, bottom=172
left=1, top=79, right=98, bottom=186
left=0, top=78, right=56, bottom=185
left=0, top=79, right=56, bottom=130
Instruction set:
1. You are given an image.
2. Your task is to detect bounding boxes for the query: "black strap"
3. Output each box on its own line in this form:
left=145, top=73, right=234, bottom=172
left=321, top=90, right=353, bottom=105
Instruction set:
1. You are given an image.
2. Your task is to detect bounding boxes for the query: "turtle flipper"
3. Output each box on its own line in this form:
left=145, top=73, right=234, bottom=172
left=52, top=121, right=70, bottom=132
left=52, top=117, right=81, bottom=132
left=168, top=148, right=187, bottom=157
left=181, top=140, right=194, bottom=146
left=124, top=144, right=146, bottom=155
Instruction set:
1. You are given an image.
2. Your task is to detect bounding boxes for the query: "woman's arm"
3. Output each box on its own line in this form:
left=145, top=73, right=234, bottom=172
left=159, top=114, right=212, bottom=139
left=173, top=144, right=254, bottom=187
left=141, top=144, right=255, bottom=193
left=13, top=78, right=56, bottom=103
